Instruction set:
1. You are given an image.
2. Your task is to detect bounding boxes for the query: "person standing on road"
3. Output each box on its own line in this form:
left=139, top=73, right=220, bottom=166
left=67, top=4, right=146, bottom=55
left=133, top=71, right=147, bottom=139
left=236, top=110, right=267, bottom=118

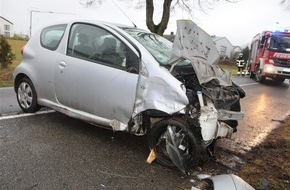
left=236, top=53, right=245, bottom=76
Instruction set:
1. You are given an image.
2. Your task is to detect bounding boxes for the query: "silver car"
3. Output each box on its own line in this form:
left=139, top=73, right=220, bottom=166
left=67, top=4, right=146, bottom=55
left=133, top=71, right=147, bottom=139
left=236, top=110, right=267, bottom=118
left=14, top=20, right=245, bottom=174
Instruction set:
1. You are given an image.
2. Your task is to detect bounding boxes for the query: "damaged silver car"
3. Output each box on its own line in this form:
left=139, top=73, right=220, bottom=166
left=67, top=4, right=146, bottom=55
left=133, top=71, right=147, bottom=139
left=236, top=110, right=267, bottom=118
left=14, top=19, right=245, bottom=174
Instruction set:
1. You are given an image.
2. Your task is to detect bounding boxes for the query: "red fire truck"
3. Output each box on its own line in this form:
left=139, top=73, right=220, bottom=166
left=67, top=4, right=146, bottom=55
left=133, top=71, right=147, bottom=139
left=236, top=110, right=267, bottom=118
left=249, top=30, right=290, bottom=83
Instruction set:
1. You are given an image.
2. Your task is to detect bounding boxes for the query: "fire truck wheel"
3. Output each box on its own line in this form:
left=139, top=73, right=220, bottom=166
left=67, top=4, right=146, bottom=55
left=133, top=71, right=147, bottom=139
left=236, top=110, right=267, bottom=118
left=249, top=69, right=255, bottom=79
left=273, top=78, right=285, bottom=84
left=255, top=68, right=266, bottom=83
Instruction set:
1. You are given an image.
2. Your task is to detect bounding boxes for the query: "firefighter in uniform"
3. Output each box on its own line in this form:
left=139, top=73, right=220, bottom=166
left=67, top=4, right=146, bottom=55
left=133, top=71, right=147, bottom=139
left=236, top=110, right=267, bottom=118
left=236, top=53, right=245, bottom=76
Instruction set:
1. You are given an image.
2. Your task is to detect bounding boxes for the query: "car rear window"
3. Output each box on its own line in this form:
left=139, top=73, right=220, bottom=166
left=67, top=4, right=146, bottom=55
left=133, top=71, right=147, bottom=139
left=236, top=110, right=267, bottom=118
left=40, top=24, right=67, bottom=51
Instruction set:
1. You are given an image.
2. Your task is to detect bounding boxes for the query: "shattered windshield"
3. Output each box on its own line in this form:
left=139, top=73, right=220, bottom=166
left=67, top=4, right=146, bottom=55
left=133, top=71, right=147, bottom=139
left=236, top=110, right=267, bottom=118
left=123, top=28, right=172, bottom=66
left=268, top=35, right=290, bottom=53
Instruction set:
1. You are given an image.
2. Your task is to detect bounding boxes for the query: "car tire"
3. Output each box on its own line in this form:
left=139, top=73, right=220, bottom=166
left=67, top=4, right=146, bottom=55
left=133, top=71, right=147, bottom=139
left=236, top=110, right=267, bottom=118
left=148, top=118, right=201, bottom=168
left=16, top=77, right=40, bottom=113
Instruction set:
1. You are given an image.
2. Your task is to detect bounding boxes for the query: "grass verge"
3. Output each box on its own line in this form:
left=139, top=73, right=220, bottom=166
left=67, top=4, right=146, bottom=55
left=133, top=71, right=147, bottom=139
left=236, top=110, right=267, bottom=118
left=218, top=62, right=238, bottom=76
left=238, top=116, right=290, bottom=189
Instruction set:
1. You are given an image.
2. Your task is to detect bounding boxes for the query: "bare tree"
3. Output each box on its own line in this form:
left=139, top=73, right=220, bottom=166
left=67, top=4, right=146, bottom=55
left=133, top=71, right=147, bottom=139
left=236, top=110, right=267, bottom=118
left=79, top=0, right=240, bottom=35
left=280, top=0, right=290, bottom=9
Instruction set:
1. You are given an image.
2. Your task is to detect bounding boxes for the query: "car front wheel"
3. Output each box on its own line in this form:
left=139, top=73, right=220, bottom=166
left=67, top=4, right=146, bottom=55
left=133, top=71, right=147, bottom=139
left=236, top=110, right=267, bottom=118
left=148, top=118, right=201, bottom=169
left=16, top=77, right=40, bottom=113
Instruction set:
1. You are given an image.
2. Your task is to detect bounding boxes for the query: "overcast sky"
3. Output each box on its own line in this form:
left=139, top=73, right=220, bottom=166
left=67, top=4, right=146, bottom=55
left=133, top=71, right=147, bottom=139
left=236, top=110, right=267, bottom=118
left=1, top=0, right=290, bottom=46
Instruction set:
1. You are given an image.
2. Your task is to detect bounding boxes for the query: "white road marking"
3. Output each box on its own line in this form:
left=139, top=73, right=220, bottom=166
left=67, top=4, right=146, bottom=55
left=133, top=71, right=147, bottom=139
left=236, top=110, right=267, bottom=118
left=0, top=110, right=55, bottom=121
left=239, top=82, right=259, bottom=87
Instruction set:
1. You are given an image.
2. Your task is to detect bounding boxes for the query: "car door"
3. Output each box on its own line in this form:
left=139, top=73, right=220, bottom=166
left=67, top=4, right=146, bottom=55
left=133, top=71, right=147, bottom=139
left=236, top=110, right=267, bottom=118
left=54, top=23, right=139, bottom=124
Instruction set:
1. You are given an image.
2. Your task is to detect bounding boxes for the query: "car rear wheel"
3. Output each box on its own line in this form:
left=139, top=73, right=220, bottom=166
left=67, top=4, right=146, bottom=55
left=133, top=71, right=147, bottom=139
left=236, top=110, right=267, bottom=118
left=16, top=77, right=40, bottom=113
left=148, top=118, right=201, bottom=168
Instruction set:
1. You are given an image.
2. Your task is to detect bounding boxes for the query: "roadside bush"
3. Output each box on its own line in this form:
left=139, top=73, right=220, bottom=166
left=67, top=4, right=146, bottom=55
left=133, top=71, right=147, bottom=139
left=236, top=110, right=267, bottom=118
left=0, top=35, right=16, bottom=68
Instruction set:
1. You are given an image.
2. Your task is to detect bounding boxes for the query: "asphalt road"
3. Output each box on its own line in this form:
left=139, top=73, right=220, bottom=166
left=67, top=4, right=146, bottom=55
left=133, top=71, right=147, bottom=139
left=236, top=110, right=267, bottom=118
left=1, top=112, right=194, bottom=190
left=0, top=77, right=290, bottom=189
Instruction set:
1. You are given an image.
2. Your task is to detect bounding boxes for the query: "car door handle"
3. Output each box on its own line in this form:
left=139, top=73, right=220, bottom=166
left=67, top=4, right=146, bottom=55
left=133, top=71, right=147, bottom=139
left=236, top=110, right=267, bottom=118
left=59, top=61, right=67, bottom=69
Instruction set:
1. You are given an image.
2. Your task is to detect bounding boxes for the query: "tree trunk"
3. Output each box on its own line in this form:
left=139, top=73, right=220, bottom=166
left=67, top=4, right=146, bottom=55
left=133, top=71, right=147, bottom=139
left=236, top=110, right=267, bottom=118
left=146, top=0, right=172, bottom=35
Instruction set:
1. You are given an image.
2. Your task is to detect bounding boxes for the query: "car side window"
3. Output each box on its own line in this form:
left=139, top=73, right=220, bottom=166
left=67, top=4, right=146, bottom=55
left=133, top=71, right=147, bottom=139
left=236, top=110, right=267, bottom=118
left=40, top=24, right=67, bottom=51
left=67, top=23, right=139, bottom=72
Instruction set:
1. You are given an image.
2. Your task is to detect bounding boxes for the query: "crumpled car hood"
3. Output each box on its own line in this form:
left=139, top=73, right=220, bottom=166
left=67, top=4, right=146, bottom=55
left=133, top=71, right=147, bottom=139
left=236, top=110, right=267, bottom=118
left=170, top=20, right=232, bottom=86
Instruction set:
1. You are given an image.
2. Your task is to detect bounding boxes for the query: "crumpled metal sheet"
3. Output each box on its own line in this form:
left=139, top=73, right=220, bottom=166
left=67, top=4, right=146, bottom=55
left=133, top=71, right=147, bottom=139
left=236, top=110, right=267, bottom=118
left=170, top=20, right=232, bottom=86
left=133, top=73, right=188, bottom=117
